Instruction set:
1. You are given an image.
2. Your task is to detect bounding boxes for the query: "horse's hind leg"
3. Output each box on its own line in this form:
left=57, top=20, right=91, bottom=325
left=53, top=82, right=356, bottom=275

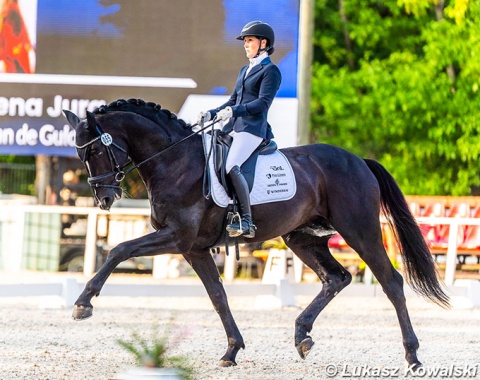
left=183, top=251, right=244, bottom=367
left=347, top=236, right=422, bottom=367
left=282, top=231, right=352, bottom=360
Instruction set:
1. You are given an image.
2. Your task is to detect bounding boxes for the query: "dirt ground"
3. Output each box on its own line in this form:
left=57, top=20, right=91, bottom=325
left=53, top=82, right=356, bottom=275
left=0, top=274, right=479, bottom=380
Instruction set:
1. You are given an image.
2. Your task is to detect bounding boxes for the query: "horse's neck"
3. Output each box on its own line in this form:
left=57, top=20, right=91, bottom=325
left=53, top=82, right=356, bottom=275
left=133, top=132, right=205, bottom=198
left=124, top=117, right=192, bottom=165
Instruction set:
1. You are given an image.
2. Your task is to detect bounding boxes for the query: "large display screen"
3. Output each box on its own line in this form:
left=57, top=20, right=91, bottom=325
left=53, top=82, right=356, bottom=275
left=0, top=0, right=299, bottom=156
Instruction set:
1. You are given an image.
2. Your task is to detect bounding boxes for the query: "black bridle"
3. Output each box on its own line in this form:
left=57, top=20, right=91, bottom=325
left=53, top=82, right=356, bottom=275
left=76, top=118, right=220, bottom=200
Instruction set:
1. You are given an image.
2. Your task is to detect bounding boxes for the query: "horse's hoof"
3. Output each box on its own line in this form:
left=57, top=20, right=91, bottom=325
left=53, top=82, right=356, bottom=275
left=219, top=359, right=237, bottom=367
left=407, top=360, right=423, bottom=371
left=296, top=337, right=315, bottom=360
left=72, top=305, right=93, bottom=320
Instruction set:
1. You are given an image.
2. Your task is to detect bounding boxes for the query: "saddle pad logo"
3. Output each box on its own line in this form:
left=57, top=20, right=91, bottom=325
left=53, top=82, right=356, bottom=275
left=250, top=156, right=296, bottom=205
left=203, top=134, right=296, bottom=208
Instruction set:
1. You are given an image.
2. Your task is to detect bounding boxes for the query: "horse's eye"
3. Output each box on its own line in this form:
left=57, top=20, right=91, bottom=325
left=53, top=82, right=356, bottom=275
left=90, top=147, right=103, bottom=157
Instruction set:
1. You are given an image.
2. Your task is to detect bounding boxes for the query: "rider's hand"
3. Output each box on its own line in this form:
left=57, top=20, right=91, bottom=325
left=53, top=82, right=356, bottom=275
left=197, top=111, right=211, bottom=127
left=216, top=107, right=233, bottom=121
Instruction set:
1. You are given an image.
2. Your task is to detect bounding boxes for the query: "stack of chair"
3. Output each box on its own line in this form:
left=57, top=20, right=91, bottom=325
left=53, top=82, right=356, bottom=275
left=415, top=201, right=480, bottom=274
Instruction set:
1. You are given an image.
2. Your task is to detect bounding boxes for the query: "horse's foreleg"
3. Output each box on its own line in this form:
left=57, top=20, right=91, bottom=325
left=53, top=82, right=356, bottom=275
left=73, top=231, right=183, bottom=320
left=283, top=231, right=352, bottom=360
left=183, top=251, right=244, bottom=367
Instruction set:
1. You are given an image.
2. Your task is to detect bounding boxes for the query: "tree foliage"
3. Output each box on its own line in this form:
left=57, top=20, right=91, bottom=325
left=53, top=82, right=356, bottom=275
left=311, top=0, right=480, bottom=195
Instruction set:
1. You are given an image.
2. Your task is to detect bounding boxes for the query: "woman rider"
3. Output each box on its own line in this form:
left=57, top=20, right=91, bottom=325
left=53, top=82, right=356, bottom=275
left=197, top=21, right=282, bottom=239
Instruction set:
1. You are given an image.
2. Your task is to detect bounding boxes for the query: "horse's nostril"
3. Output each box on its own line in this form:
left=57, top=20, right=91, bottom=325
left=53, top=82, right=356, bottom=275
left=100, top=197, right=111, bottom=210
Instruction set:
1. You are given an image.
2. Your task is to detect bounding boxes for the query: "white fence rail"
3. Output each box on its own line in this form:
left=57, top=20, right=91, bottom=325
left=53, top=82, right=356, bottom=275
left=415, top=216, right=480, bottom=286
left=0, top=205, right=479, bottom=287
left=1, top=279, right=478, bottom=309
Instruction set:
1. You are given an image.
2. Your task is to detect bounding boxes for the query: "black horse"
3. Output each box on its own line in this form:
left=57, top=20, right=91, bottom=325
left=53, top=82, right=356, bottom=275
left=64, top=99, right=449, bottom=368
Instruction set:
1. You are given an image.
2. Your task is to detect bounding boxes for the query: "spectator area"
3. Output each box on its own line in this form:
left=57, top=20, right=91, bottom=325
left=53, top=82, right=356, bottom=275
left=328, top=196, right=480, bottom=281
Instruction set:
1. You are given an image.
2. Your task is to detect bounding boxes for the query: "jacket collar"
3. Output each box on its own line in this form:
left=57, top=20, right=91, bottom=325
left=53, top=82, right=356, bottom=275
left=248, top=52, right=269, bottom=67
left=246, top=57, right=271, bottom=76
left=260, top=56, right=271, bottom=65
left=244, top=57, right=271, bottom=78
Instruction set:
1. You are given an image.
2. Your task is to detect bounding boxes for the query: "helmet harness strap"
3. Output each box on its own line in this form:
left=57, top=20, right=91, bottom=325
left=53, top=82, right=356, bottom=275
left=253, top=37, right=268, bottom=58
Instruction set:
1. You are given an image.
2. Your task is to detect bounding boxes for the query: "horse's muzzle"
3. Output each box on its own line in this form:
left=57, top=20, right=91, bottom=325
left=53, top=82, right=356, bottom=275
left=97, top=187, right=122, bottom=210
left=99, top=196, right=114, bottom=210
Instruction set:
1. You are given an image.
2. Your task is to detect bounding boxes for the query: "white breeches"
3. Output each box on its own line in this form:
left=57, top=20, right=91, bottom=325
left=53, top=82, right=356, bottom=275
left=225, top=131, right=263, bottom=174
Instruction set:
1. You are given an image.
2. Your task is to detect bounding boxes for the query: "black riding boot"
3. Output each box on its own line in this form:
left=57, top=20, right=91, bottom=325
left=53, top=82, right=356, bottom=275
left=226, top=165, right=256, bottom=238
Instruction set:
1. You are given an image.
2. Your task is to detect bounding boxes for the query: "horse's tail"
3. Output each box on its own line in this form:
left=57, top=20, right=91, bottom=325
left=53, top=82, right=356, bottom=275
left=364, top=158, right=450, bottom=308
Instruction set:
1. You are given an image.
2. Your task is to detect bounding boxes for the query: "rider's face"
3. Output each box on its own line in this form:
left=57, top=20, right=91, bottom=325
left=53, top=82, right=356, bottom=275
left=243, top=36, right=266, bottom=59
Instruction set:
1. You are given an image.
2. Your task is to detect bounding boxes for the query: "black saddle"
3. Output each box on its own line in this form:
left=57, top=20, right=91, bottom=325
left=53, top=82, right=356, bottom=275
left=203, top=130, right=277, bottom=259
left=209, top=130, right=277, bottom=196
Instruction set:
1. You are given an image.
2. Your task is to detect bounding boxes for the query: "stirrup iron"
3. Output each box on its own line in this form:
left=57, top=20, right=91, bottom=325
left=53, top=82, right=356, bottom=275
left=226, top=212, right=243, bottom=237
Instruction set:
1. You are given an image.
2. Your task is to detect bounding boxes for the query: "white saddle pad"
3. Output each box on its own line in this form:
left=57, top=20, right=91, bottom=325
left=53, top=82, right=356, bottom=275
left=203, top=133, right=297, bottom=208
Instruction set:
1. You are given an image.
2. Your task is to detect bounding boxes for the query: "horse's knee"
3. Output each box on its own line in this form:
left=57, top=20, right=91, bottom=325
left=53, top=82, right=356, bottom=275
left=324, top=270, right=352, bottom=297
left=106, top=243, right=131, bottom=263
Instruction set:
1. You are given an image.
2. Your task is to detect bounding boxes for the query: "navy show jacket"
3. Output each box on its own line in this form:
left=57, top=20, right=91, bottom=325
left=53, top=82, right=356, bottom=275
left=211, top=57, right=282, bottom=140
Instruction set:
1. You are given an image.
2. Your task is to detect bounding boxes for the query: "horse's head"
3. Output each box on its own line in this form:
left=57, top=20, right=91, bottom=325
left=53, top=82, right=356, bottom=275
left=64, top=109, right=129, bottom=210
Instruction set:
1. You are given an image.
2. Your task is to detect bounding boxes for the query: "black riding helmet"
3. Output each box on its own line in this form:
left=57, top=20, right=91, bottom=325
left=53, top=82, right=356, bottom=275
left=236, top=21, right=275, bottom=55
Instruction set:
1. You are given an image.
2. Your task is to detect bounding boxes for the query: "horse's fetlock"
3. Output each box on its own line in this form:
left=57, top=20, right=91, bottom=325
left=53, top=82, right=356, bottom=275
left=86, top=282, right=101, bottom=296
left=404, top=338, right=419, bottom=351
left=228, top=336, right=244, bottom=350
left=295, top=317, right=313, bottom=335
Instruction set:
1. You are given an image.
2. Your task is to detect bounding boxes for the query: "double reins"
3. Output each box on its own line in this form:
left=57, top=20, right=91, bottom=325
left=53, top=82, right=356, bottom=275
left=77, top=117, right=221, bottom=193
left=123, top=118, right=220, bottom=176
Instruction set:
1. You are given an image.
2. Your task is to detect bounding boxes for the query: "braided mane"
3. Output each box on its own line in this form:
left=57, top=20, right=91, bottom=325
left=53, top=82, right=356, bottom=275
left=93, top=98, right=191, bottom=130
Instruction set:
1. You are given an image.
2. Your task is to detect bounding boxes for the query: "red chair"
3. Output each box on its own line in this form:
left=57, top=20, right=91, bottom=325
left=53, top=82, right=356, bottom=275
left=328, top=234, right=349, bottom=250
left=458, top=204, right=480, bottom=252
left=422, top=202, right=446, bottom=217
left=433, top=202, right=471, bottom=250
left=420, top=202, right=447, bottom=250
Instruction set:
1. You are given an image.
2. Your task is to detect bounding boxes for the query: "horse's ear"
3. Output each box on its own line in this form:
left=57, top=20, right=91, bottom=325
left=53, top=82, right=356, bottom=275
left=63, top=110, right=80, bottom=129
left=86, top=111, right=97, bottom=132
